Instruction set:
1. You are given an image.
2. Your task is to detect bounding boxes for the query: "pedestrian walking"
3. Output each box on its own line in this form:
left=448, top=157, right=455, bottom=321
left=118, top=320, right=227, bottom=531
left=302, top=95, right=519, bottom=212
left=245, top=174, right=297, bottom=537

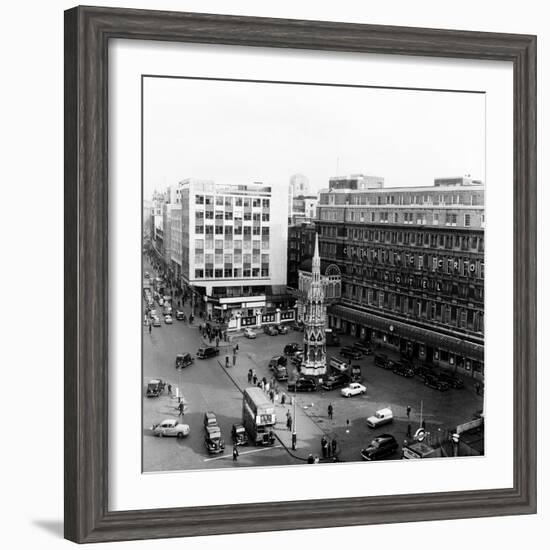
left=287, top=415, right=292, bottom=431
left=149, top=324, right=152, bottom=334
left=252, top=373, right=257, bottom=385
left=269, top=389, right=274, bottom=402
left=321, top=436, right=328, bottom=458
left=247, top=369, right=252, bottom=384
left=167, top=384, right=172, bottom=395
left=225, top=356, right=230, bottom=368
left=328, top=403, right=333, bottom=420
left=307, top=454, right=315, bottom=464
left=406, top=405, right=411, bottom=419
left=232, top=445, right=239, bottom=461
left=281, top=392, right=286, bottom=405
left=232, top=354, right=236, bottom=367
left=178, top=401, right=184, bottom=417
left=407, top=423, right=412, bottom=438
left=215, top=337, right=219, bottom=348
left=331, top=438, right=337, bottom=456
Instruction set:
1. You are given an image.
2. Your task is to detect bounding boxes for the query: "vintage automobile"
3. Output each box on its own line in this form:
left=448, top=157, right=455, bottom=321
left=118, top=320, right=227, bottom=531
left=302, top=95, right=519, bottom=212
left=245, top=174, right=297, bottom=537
left=424, top=375, right=450, bottom=391
left=366, top=407, right=394, bottom=428
left=287, top=377, right=316, bottom=392
left=243, top=328, right=257, bottom=339
left=290, top=321, right=304, bottom=332
left=269, top=355, right=287, bottom=370
left=340, top=382, right=367, bottom=397
left=146, top=379, right=165, bottom=397
left=339, top=347, right=362, bottom=360
left=374, top=354, right=393, bottom=369
left=284, top=343, right=301, bottom=355
left=175, top=310, right=185, bottom=320
left=274, top=365, right=289, bottom=382
left=205, top=425, right=225, bottom=454
left=231, top=423, right=248, bottom=446
left=151, top=418, right=190, bottom=439
left=203, top=411, right=218, bottom=429
left=352, top=341, right=372, bottom=355
left=276, top=324, right=289, bottom=334
left=392, top=362, right=415, bottom=377
left=321, top=373, right=348, bottom=391
left=152, top=316, right=161, bottom=327
left=196, top=346, right=220, bottom=359
left=263, top=325, right=278, bottom=336
left=438, top=373, right=464, bottom=389
left=175, top=352, right=194, bottom=369
left=360, top=434, right=399, bottom=461
left=164, top=314, right=173, bottom=324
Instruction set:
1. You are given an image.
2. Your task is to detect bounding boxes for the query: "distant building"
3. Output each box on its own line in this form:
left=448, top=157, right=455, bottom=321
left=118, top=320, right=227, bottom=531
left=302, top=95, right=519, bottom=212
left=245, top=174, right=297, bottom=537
left=316, top=175, right=485, bottom=379
left=288, top=174, right=318, bottom=224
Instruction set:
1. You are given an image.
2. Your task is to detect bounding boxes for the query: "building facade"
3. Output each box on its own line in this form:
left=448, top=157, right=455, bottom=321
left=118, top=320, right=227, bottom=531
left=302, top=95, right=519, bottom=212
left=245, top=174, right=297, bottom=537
left=179, top=179, right=290, bottom=327
left=316, top=175, right=485, bottom=379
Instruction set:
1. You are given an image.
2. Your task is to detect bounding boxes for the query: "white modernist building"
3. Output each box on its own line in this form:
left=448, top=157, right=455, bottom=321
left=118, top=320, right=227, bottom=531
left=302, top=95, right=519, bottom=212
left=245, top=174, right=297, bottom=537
left=179, top=179, right=288, bottom=325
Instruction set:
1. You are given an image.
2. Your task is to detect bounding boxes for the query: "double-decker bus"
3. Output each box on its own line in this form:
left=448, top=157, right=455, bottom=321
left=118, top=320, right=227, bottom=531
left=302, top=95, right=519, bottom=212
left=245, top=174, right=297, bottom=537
left=242, top=387, right=276, bottom=445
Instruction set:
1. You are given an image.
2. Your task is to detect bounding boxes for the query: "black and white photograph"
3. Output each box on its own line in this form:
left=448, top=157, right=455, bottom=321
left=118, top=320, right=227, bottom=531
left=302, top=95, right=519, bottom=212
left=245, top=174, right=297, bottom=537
left=142, top=76, right=485, bottom=472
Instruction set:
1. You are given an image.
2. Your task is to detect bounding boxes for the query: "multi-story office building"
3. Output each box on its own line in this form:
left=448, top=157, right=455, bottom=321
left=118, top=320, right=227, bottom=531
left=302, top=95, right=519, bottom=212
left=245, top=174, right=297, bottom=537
left=168, top=203, right=182, bottom=283
left=287, top=222, right=317, bottom=289
left=179, top=179, right=290, bottom=328
left=316, top=174, right=485, bottom=379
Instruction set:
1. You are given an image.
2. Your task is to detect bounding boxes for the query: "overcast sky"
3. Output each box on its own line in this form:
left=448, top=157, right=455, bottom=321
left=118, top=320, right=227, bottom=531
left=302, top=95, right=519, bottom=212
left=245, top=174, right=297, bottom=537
left=143, top=77, right=485, bottom=199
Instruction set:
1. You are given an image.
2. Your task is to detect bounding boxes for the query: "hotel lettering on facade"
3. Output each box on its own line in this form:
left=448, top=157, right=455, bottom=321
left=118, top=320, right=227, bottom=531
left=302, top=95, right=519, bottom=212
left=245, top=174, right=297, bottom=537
left=179, top=179, right=291, bottom=329
left=317, top=175, right=485, bottom=379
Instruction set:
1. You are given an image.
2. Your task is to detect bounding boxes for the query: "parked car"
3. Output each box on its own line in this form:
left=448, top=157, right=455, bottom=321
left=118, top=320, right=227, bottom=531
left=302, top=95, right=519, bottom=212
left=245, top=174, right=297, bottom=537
left=366, top=407, right=394, bottom=428
left=321, top=373, right=348, bottom=391
left=276, top=324, right=289, bottom=334
left=164, top=315, right=173, bottom=324
left=269, top=355, right=287, bottom=370
left=328, top=356, right=348, bottom=373
left=231, top=423, right=248, bottom=446
left=374, top=354, right=393, bottom=369
left=152, top=316, right=161, bottom=327
left=243, top=328, right=257, bottom=339
left=203, top=411, right=218, bottom=429
left=424, top=375, right=449, bottom=391
left=264, top=325, right=278, bottom=336
left=287, top=378, right=316, bottom=392
left=291, top=321, right=304, bottom=332
left=196, top=346, right=220, bottom=359
left=149, top=309, right=157, bottom=317
left=205, top=425, right=225, bottom=454
left=340, top=347, right=362, bottom=360
left=360, top=434, right=399, bottom=461
left=340, top=382, right=367, bottom=397
left=151, top=418, right=190, bottom=438
left=325, top=331, right=340, bottom=347
left=274, top=365, right=289, bottom=382
left=146, top=379, right=165, bottom=397
left=175, top=310, right=185, bottom=321
left=175, top=352, right=194, bottom=369
left=350, top=364, right=363, bottom=382
left=284, top=343, right=301, bottom=355
left=414, top=365, right=434, bottom=381
left=353, top=341, right=372, bottom=355
left=438, top=373, right=464, bottom=389
left=392, top=362, right=415, bottom=377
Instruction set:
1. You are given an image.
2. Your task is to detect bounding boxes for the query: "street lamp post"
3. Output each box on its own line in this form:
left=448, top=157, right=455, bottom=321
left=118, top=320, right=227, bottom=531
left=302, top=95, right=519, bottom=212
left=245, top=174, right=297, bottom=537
left=292, top=387, right=297, bottom=451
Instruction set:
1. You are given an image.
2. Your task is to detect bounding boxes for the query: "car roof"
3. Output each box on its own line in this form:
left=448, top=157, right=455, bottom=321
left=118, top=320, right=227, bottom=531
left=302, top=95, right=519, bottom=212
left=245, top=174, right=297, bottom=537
left=376, top=407, right=393, bottom=415
left=149, top=379, right=161, bottom=384
left=161, top=418, right=176, bottom=425
left=206, top=425, right=221, bottom=436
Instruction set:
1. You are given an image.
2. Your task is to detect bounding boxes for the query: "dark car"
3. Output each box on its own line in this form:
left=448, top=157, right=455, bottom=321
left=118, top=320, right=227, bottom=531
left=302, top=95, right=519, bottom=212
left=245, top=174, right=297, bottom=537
left=231, top=424, right=248, bottom=446
left=350, top=364, right=363, bottom=382
left=268, top=355, right=287, bottom=370
left=175, top=310, right=185, bottom=321
left=274, top=365, right=289, bottom=382
left=360, top=434, right=399, bottom=461
left=146, top=379, right=165, bottom=397
left=203, top=411, right=218, bottom=429
left=353, top=341, right=372, bottom=355
left=284, top=343, right=301, bottom=355
left=205, top=426, right=225, bottom=454
left=287, top=377, right=316, bottom=392
left=264, top=325, right=278, bottom=336
left=392, top=362, right=415, bottom=377
left=290, top=321, right=304, bottom=332
left=438, top=373, right=465, bottom=389
left=175, top=352, right=194, bottom=369
left=424, top=375, right=450, bottom=391
left=414, top=365, right=434, bottom=381
left=321, top=373, right=348, bottom=391
left=325, top=333, right=341, bottom=347
left=374, top=354, right=393, bottom=369
left=196, top=346, right=220, bottom=359
left=276, top=324, right=289, bottom=334
left=340, top=347, right=362, bottom=360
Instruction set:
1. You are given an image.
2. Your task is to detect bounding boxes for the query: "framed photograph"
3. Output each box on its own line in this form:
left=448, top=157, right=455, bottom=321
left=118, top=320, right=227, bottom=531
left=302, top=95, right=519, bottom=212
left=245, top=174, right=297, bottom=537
left=64, top=6, right=536, bottom=543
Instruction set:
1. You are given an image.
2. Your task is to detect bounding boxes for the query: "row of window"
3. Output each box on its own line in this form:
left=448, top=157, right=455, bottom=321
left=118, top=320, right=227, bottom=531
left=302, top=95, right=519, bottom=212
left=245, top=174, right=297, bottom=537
left=195, top=252, right=269, bottom=264
left=321, top=191, right=483, bottom=207
left=342, top=287, right=484, bottom=333
left=195, top=210, right=270, bottom=222
left=194, top=267, right=270, bottom=279
left=194, top=195, right=270, bottom=208
left=195, top=225, right=270, bottom=236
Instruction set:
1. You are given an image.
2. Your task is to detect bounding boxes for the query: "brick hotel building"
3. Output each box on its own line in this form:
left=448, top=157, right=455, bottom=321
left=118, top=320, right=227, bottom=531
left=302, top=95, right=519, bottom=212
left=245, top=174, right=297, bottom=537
left=315, top=174, right=485, bottom=379
left=179, top=179, right=292, bottom=330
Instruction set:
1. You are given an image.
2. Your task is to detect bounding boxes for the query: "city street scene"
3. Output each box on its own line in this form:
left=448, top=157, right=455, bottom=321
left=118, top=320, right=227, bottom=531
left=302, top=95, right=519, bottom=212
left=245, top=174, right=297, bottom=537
left=142, top=76, right=485, bottom=472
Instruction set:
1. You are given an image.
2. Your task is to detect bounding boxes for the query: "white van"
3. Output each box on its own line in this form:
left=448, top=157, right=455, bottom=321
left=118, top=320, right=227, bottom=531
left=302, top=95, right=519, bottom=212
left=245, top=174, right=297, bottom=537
left=366, top=407, right=394, bottom=428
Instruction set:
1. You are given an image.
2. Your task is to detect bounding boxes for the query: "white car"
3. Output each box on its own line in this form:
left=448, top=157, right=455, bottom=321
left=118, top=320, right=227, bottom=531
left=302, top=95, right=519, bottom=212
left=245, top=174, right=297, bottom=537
left=151, top=419, right=190, bottom=438
left=366, top=407, right=394, bottom=428
left=340, top=382, right=367, bottom=398
left=164, top=315, right=173, bottom=324
left=244, top=328, right=257, bottom=339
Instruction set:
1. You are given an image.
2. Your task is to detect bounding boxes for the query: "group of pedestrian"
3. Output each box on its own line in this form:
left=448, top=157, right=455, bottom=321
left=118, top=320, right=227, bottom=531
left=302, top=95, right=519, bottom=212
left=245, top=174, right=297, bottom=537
left=306, top=454, right=320, bottom=464
left=320, top=435, right=338, bottom=459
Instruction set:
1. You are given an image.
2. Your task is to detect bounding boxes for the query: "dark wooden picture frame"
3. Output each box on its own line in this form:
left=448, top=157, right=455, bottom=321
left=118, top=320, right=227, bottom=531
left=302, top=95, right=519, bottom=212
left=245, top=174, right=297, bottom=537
left=64, top=5, right=537, bottom=543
